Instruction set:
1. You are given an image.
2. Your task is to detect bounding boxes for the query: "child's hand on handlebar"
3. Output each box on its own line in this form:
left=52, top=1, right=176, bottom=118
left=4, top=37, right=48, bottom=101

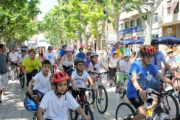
left=139, top=90, right=147, bottom=102
left=172, top=83, right=180, bottom=91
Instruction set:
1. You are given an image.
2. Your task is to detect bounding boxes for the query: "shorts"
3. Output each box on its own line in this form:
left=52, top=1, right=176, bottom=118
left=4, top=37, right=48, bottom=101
left=26, top=70, right=38, bottom=86
left=129, top=97, right=144, bottom=109
left=0, top=73, right=9, bottom=90
left=32, top=90, right=45, bottom=96
left=11, top=62, right=18, bottom=66
left=72, top=89, right=85, bottom=99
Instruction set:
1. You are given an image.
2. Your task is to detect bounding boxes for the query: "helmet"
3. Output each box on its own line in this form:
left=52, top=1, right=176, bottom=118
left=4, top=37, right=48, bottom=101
left=167, top=49, right=173, bottom=54
left=74, top=58, right=85, bottom=65
left=29, top=48, right=36, bottom=53
left=86, top=51, right=92, bottom=55
left=66, top=46, right=73, bottom=51
left=23, top=98, right=37, bottom=112
left=112, top=51, right=118, bottom=54
left=151, top=40, right=159, bottom=46
left=50, top=71, right=70, bottom=84
left=140, top=46, right=156, bottom=57
left=12, top=47, right=16, bottom=50
left=91, top=52, right=98, bottom=57
left=124, top=53, right=130, bottom=58
left=21, top=45, right=28, bottom=52
left=62, top=44, right=67, bottom=48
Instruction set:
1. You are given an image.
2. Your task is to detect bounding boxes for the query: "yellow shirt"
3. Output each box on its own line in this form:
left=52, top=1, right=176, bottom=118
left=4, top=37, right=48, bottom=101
left=115, top=48, right=121, bottom=59
left=22, top=57, right=42, bottom=73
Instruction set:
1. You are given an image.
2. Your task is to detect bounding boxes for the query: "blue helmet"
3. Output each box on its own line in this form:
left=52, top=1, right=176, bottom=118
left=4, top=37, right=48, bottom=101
left=24, top=98, right=37, bottom=112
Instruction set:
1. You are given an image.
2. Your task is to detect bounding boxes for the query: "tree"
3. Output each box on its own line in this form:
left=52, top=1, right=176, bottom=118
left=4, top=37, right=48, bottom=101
left=133, top=0, right=163, bottom=45
left=92, top=0, right=133, bottom=42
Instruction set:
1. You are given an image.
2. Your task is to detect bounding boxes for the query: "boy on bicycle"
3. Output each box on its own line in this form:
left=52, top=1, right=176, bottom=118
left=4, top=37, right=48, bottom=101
left=71, top=58, right=96, bottom=98
left=37, top=71, right=90, bottom=120
left=27, top=60, right=51, bottom=102
left=126, top=45, right=180, bottom=120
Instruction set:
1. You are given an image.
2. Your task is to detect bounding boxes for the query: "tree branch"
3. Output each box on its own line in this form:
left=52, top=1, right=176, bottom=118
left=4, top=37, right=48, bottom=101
left=152, top=0, right=163, bottom=14
left=92, top=0, right=114, bottom=16
left=134, top=3, right=145, bottom=22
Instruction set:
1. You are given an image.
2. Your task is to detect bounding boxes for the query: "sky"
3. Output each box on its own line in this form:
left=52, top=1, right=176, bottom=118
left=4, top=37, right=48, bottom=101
left=37, top=0, right=59, bottom=20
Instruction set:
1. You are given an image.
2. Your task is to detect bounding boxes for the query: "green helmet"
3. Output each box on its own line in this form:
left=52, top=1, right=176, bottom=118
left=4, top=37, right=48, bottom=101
left=74, top=58, right=85, bottom=65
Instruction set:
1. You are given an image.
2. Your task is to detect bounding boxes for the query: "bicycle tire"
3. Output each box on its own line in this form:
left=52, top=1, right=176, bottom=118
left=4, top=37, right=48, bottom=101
left=96, top=85, right=108, bottom=114
left=20, top=76, right=24, bottom=88
left=87, top=90, right=95, bottom=104
left=69, top=109, right=78, bottom=120
left=116, top=102, right=135, bottom=120
left=119, top=83, right=125, bottom=98
left=164, top=94, right=179, bottom=119
left=85, top=106, right=94, bottom=120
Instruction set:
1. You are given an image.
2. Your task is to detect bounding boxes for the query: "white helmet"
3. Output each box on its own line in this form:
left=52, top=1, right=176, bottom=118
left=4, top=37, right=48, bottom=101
left=124, top=53, right=130, bottom=58
left=91, top=52, right=98, bottom=57
left=66, top=46, right=73, bottom=51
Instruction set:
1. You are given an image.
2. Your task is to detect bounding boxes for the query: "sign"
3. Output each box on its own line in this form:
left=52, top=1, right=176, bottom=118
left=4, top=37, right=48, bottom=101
left=119, top=26, right=144, bottom=35
left=167, top=28, right=172, bottom=33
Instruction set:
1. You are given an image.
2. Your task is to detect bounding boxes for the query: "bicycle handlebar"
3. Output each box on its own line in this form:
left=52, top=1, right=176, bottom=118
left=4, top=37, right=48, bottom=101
left=88, top=71, right=108, bottom=76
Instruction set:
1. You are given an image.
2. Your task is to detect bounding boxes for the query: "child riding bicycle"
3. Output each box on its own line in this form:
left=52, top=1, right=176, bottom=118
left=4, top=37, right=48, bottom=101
left=126, top=45, right=180, bottom=120
left=37, top=71, right=90, bottom=120
left=71, top=58, right=96, bottom=98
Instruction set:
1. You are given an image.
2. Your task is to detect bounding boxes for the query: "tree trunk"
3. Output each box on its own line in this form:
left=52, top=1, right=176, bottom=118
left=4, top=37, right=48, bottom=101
left=113, top=14, right=119, bottom=42
left=143, top=14, right=152, bottom=45
left=83, top=26, right=88, bottom=48
left=77, top=32, right=81, bottom=49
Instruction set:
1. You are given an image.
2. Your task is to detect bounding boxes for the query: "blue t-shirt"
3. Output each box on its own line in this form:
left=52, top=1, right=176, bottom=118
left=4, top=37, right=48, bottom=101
left=151, top=51, right=165, bottom=69
left=76, top=53, right=86, bottom=59
left=59, top=49, right=66, bottom=60
left=126, top=60, right=158, bottom=98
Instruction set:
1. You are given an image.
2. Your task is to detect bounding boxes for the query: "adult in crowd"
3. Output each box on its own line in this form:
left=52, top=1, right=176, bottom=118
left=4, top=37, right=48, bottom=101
left=134, top=44, right=142, bottom=61
left=111, top=42, right=123, bottom=59
left=125, top=44, right=131, bottom=55
left=76, top=47, right=86, bottom=59
left=58, top=44, right=67, bottom=61
left=166, top=49, right=178, bottom=70
left=0, top=44, right=9, bottom=103
left=9, top=47, right=19, bottom=78
left=38, top=50, right=44, bottom=62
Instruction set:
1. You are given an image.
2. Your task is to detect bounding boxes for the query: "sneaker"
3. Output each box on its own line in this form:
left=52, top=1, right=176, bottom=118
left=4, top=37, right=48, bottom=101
left=115, top=87, right=118, bottom=93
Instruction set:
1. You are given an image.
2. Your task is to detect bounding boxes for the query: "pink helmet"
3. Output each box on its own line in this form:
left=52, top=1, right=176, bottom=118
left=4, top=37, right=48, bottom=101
left=113, top=51, right=118, bottom=54
left=91, top=52, right=98, bottom=57
left=66, top=46, right=73, bottom=51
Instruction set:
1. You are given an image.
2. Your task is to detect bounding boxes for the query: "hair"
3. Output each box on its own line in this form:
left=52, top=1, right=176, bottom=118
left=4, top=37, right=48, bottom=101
left=90, top=56, right=98, bottom=70
left=125, top=44, right=128, bottom=48
left=79, top=47, right=83, bottom=51
left=42, top=60, right=51, bottom=66
left=113, top=53, right=118, bottom=58
left=48, top=46, right=53, bottom=49
left=0, top=44, right=5, bottom=49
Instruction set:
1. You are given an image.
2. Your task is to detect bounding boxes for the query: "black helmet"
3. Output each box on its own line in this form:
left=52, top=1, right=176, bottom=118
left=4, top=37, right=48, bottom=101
left=21, top=45, right=28, bottom=52
left=86, top=51, right=92, bottom=55
left=151, top=40, right=159, bottom=46
left=74, top=58, right=85, bottom=65
left=62, top=44, right=67, bottom=48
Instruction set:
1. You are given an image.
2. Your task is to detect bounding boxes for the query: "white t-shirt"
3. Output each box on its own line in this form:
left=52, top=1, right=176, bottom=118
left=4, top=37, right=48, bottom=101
left=90, top=61, right=101, bottom=73
left=44, top=52, right=56, bottom=64
left=119, top=59, right=131, bottom=73
left=39, top=91, right=79, bottom=120
left=9, top=52, right=18, bottom=62
left=166, top=57, right=177, bottom=67
left=18, top=54, right=29, bottom=63
left=109, top=57, right=119, bottom=68
left=71, top=70, right=90, bottom=88
left=32, top=72, right=51, bottom=93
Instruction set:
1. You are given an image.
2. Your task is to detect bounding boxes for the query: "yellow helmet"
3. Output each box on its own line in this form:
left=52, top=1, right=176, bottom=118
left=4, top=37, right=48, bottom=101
left=29, top=48, right=36, bottom=53
left=166, top=49, right=173, bottom=54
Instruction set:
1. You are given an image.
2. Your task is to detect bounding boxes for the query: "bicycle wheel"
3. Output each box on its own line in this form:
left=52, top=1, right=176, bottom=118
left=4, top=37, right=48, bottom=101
left=69, top=109, right=78, bottom=120
left=116, top=102, right=135, bottom=120
left=86, top=90, right=95, bottom=104
left=119, top=83, right=125, bottom=98
left=85, top=106, right=94, bottom=120
left=96, top=85, right=108, bottom=114
left=20, top=76, right=25, bottom=88
left=163, top=94, right=179, bottom=119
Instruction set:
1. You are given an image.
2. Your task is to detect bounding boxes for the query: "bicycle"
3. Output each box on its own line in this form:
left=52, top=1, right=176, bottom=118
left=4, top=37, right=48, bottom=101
left=107, top=68, right=117, bottom=86
left=87, top=71, right=108, bottom=114
left=118, top=72, right=129, bottom=98
left=19, top=73, right=25, bottom=88
left=10, top=61, right=17, bottom=81
left=69, top=88, right=94, bottom=120
left=115, top=88, right=179, bottom=120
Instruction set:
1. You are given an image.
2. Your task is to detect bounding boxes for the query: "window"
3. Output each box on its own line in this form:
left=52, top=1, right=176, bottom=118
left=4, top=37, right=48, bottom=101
left=167, top=7, right=171, bottom=15
left=137, top=18, right=142, bottom=26
left=153, top=14, right=158, bottom=23
left=119, top=23, right=124, bottom=30
left=125, top=22, right=129, bottom=29
left=40, top=40, right=46, bottom=43
left=174, top=3, right=179, bottom=13
left=130, top=20, right=135, bottom=27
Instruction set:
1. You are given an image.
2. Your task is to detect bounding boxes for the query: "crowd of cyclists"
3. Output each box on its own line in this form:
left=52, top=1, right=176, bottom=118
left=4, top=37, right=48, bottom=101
left=0, top=40, right=180, bottom=120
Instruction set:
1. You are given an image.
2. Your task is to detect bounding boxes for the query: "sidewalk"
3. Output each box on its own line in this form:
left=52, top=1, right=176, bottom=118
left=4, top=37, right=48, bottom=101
left=0, top=75, right=128, bottom=120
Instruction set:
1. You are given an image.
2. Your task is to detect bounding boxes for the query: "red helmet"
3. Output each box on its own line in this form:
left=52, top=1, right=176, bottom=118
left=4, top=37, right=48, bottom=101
left=50, top=71, right=70, bottom=83
left=140, top=46, right=156, bottom=57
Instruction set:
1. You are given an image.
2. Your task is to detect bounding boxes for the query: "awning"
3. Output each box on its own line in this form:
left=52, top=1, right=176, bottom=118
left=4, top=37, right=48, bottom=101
left=170, top=0, right=179, bottom=12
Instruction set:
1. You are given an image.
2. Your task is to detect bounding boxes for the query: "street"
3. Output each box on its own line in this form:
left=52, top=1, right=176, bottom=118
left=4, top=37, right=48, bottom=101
left=0, top=74, right=129, bottom=120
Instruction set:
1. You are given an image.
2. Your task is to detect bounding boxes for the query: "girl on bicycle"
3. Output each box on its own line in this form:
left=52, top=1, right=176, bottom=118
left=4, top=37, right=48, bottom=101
left=88, top=52, right=108, bottom=103
left=37, top=71, right=90, bottom=120
left=71, top=58, right=96, bottom=98
left=107, top=51, right=119, bottom=86
left=59, top=46, right=76, bottom=77
left=126, top=46, right=180, bottom=120
left=84, top=51, right=92, bottom=71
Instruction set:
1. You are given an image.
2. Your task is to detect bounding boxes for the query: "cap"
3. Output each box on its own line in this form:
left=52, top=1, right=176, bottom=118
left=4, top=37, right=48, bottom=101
left=151, top=40, right=159, bottom=46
